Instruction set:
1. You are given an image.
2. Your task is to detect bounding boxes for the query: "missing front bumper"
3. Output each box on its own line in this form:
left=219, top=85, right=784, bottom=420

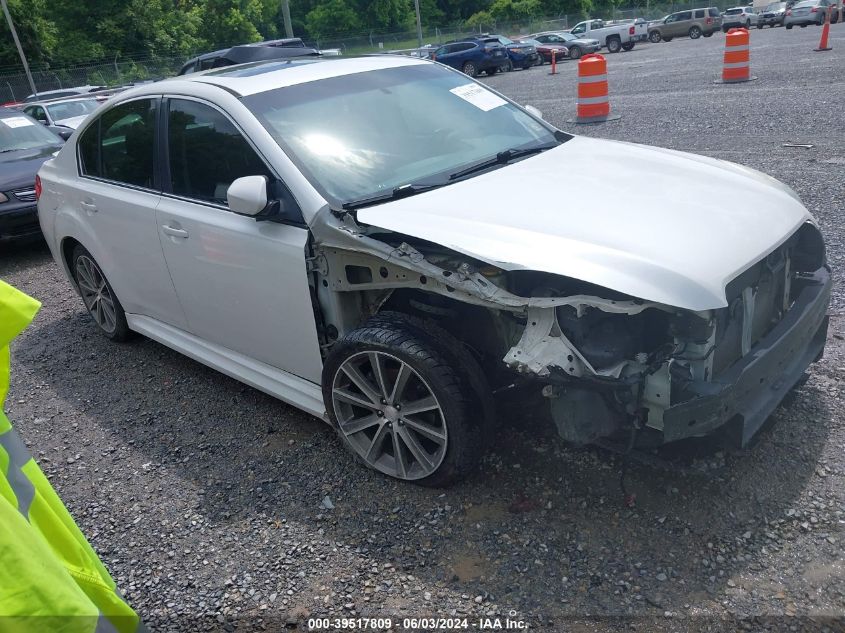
left=661, top=267, right=831, bottom=446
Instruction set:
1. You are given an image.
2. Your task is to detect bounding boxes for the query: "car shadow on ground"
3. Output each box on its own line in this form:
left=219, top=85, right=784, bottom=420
left=9, top=286, right=835, bottom=625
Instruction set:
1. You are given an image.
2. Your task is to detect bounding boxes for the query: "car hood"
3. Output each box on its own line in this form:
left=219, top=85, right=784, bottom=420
left=356, top=136, right=811, bottom=312
left=0, top=144, right=60, bottom=190
left=53, top=114, right=88, bottom=129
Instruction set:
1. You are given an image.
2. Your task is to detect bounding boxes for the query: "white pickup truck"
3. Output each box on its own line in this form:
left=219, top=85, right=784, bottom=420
left=568, top=19, right=638, bottom=52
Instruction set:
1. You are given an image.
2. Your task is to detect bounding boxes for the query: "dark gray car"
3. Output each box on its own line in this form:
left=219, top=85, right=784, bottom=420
left=0, top=107, right=63, bottom=242
left=758, top=1, right=788, bottom=26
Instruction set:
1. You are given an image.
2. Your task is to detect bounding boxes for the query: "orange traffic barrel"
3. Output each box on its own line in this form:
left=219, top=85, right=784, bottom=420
left=719, top=28, right=756, bottom=83
left=571, top=53, right=620, bottom=124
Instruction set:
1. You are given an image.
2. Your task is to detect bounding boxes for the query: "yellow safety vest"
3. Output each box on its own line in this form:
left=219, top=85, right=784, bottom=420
left=0, top=280, right=142, bottom=633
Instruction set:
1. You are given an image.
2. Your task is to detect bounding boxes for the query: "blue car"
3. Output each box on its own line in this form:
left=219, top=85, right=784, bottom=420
left=430, top=39, right=509, bottom=77
left=469, top=35, right=540, bottom=71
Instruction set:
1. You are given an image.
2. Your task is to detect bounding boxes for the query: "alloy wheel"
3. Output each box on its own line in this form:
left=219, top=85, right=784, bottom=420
left=331, top=351, right=448, bottom=480
left=75, top=255, right=117, bottom=334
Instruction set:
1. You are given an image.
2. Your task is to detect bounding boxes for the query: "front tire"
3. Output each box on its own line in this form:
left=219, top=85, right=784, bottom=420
left=322, top=314, right=487, bottom=487
left=71, top=245, right=130, bottom=341
left=568, top=45, right=582, bottom=59
left=649, top=30, right=662, bottom=43
left=462, top=61, right=477, bottom=77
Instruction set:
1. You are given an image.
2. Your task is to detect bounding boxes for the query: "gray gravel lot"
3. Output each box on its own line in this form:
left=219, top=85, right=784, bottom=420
left=2, top=24, right=845, bottom=633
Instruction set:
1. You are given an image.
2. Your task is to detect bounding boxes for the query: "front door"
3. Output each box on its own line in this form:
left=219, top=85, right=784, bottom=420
left=154, top=97, right=323, bottom=383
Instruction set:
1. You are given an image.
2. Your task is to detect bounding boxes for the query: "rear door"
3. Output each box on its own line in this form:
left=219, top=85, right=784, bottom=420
left=72, top=98, right=187, bottom=327
left=154, top=97, right=323, bottom=382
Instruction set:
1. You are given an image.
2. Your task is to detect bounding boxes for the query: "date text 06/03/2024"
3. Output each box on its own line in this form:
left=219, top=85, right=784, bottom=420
left=306, top=614, right=529, bottom=630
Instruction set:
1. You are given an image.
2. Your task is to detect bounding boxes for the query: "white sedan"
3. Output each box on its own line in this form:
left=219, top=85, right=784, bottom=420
left=37, top=56, right=831, bottom=485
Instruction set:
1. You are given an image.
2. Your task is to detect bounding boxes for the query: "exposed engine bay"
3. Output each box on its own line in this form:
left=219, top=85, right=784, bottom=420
left=308, top=211, right=831, bottom=449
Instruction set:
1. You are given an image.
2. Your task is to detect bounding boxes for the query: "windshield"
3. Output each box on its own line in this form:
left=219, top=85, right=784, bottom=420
left=497, top=36, right=514, bottom=45
left=244, top=64, right=562, bottom=206
left=724, top=8, right=743, bottom=14
left=0, top=115, right=61, bottom=152
left=47, top=99, right=99, bottom=122
left=519, top=38, right=542, bottom=46
left=765, top=2, right=785, bottom=8
left=558, top=32, right=577, bottom=41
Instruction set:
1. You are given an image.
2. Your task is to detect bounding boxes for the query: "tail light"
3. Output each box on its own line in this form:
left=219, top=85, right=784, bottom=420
left=35, top=174, right=42, bottom=201
left=706, top=16, right=713, bottom=24
left=786, top=9, right=792, bottom=14
left=629, top=25, right=635, bottom=34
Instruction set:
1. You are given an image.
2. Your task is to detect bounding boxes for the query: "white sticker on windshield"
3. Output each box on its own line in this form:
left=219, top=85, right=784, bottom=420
left=449, top=84, right=507, bottom=111
left=1, top=116, right=35, bottom=128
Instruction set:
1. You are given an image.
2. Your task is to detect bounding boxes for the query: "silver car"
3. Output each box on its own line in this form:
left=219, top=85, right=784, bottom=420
left=22, top=98, right=101, bottom=140
left=38, top=56, right=831, bottom=486
left=784, top=0, right=840, bottom=27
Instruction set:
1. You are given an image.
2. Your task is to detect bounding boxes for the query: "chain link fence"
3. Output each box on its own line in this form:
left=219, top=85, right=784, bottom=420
left=0, top=1, right=742, bottom=102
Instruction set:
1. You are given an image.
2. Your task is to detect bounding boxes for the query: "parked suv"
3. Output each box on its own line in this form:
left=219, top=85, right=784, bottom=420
left=784, top=0, right=839, bottom=26
left=431, top=39, right=508, bottom=76
left=648, top=7, right=722, bottom=42
left=758, top=1, right=788, bottom=26
left=722, top=6, right=759, bottom=30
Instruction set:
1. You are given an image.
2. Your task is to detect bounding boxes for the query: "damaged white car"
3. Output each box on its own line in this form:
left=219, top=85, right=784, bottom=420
left=37, top=56, right=831, bottom=486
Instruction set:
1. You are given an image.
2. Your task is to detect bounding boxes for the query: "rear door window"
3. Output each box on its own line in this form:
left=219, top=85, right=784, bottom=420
left=695, top=9, right=706, bottom=17
left=78, top=98, right=157, bottom=189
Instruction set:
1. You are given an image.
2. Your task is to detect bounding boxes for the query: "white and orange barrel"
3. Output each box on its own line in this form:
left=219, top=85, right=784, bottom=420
left=576, top=53, right=613, bottom=123
left=722, top=28, right=751, bottom=83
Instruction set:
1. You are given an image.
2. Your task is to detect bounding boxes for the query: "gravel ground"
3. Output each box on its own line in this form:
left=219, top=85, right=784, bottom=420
left=2, top=24, right=845, bottom=633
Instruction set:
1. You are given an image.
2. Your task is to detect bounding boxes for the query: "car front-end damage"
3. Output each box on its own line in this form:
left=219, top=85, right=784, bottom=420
left=309, top=208, right=831, bottom=450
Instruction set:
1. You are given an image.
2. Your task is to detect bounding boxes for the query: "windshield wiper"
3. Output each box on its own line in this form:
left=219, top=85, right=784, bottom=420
left=448, top=142, right=558, bottom=181
left=341, top=182, right=446, bottom=211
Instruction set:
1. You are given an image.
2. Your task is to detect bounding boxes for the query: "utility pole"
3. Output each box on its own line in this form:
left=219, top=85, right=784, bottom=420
left=281, top=0, right=293, bottom=38
left=1, top=0, right=37, bottom=98
left=414, top=0, right=423, bottom=48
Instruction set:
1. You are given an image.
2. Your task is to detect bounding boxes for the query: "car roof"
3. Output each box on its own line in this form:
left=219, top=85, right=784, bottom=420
left=0, top=106, right=31, bottom=119
left=24, top=96, right=100, bottom=107
left=121, top=55, right=430, bottom=99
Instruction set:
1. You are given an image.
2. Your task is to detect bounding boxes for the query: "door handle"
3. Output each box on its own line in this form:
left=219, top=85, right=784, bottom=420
left=162, top=225, right=189, bottom=239
left=80, top=200, right=97, bottom=213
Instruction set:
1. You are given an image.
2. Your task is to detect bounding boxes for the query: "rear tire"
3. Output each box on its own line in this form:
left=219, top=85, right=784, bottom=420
left=322, top=313, right=489, bottom=487
left=689, top=25, right=702, bottom=38
left=71, top=245, right=131, bottom=342
left=649, top=30, right=662, bottom=43
left=462, top=61, right=477, bottom=77
left=606, top=36, right=622, bottom=52
left=621, top=41, right=635, bottom=50
left=786, top=23, right=793, bottom=28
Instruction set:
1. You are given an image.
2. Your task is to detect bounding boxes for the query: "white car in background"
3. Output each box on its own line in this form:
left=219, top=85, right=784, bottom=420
left=568, top=18, right=638, bottom=52
left=722, top=6, right=760, bottom=29
left=22, top=97, right=101, bottom=139
left=37, top=56, right=831, bottom=486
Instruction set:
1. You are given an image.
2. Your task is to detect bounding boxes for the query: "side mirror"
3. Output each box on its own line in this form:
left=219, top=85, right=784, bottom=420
left=227, top=175, right=268, bottom=216
left=524, top=104, right=544, bottom=120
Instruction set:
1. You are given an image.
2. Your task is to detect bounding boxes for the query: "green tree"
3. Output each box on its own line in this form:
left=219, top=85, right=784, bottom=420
left=305, top=0, right=361, bottom=38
